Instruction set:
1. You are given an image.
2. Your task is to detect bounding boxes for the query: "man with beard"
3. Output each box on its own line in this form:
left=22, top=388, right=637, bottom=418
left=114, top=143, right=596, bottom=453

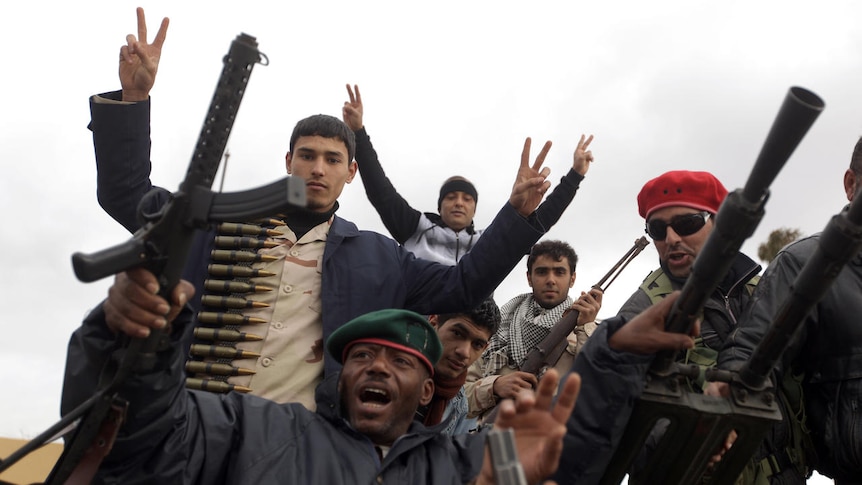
left=617, top=170, right=761, bottom=347
left=464, top=240, right=602, bottom=423
left=61, top=283, right=582, bottom=484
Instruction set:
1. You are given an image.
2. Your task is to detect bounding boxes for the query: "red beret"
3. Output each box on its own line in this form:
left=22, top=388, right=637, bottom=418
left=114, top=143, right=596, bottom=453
left=637, top=170, right=728, bottom=219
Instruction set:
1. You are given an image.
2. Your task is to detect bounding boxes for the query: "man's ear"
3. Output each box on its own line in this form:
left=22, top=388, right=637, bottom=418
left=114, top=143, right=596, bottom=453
left=427, top=315, right=440, bottom=330
left=419, top=377, right=435, bottom=406
left=844, top=168, right=857, bottom=202
left=346, top=160, right=358, bottom=183
left=285, top=151, right=292, bottom=174
left=526, top=270, right=533, bottom=288
left=569, top=271, right=577, bottom=289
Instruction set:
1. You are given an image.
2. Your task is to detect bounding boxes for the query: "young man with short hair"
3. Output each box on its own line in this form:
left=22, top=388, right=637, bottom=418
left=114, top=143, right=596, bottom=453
left=420, top=298, right=500, bottom=434
left=465, top=240, right=602, bottom=422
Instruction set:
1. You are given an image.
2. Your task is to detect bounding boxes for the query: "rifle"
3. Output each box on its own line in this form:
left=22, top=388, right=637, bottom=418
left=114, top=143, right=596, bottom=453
left=483, top=236, right=650, bottom=425
left=0, top=33, right=305, bottom=483
left=600, top=86, right=824, bottom=485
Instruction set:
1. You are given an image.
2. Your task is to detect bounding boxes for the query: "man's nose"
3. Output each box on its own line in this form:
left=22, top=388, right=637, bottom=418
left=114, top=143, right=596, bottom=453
left=366, top=354, right=391, bottom=375
left=665, top=226, right=682, bottom=244
left=310, top=157, right=326, bottom=175
left=453, top=341, right=469, bottom=358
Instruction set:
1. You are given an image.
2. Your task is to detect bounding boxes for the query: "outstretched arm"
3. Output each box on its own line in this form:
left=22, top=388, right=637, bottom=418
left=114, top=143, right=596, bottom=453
left=477, top=369, right=581, bottom=485
left=343, top=84, right=421, bottom=243
left=93, top=8, right=171, bottom=232
left=534, top=134, right=596, bottom=230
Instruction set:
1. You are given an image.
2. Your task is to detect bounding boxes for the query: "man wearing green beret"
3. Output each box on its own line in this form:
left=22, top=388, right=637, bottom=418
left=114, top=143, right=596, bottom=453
left=61, top=291, right=582, bottom=484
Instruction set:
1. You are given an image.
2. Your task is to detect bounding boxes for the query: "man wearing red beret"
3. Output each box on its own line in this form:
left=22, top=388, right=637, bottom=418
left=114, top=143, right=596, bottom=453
left=552, top=170, right=805, bottom=484
left=618, top=170, right=761, bottom=339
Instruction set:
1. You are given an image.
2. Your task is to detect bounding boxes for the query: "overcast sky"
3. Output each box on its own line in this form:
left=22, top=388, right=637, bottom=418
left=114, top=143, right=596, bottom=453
left=2, top=1, right=859, bottom=482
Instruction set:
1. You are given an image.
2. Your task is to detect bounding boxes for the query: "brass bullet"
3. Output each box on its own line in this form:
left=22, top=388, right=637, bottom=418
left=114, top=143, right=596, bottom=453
left=214, top=236, right=281, bottom=250
left=202, top=295, right=270, bottom=309
left=186, top=377, right=252, bottom=394
left=210, top=250, right=278, bottom=264
left=190, top=344, right=260, bottom=359
left=254, top=217, right=286, bottom=227
left=207, top=264, right=276, bottom=278
left=197, top=312, right=268, bottom=326
left=204, top=279, right=274, bottom=294
left=194, top=327, right=264, bottom=342
left=185, top=361, right=256, bottom=376
left=218, top=222, right=285, bottom=237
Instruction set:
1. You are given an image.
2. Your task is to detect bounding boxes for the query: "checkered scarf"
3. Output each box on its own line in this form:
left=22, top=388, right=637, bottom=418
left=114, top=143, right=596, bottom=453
left=481, top=293, right=572, bottom=377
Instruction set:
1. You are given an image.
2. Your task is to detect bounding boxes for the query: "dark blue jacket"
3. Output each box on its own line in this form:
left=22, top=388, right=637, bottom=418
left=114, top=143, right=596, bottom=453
left=88, top=92, right=550, bottom=375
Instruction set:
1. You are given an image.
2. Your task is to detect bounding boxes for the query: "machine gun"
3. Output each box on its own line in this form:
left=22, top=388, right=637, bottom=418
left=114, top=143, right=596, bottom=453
left=0, top=33, right=305, bottom=484
left=483, top=236, right=650, bottom=425
left=599, top=86, right=824, bottom=485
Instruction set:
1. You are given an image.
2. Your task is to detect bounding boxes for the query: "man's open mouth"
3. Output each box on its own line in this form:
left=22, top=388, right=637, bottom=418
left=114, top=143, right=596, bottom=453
left=359, top=387, right=391, bottom=408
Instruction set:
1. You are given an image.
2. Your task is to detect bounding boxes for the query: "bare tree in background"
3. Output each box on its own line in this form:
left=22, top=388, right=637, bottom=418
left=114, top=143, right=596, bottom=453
left=758, top=228, right=803, bottom=263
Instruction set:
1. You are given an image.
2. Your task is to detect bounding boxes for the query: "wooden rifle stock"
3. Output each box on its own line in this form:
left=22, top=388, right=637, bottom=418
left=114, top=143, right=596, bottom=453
left=483, top=236, right=650, bottom=425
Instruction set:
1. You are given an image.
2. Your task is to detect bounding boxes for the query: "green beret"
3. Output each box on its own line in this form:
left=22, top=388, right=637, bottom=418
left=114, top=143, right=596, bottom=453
left=326, top=309, right=442, bottom=375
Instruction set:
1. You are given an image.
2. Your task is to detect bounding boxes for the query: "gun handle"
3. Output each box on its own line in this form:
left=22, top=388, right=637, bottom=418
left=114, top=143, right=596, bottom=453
left=72, top=239, right=148, bottom=283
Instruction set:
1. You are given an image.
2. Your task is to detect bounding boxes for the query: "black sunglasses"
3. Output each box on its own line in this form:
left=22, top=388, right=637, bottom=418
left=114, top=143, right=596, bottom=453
left=645, top=211, right=711, bottom=240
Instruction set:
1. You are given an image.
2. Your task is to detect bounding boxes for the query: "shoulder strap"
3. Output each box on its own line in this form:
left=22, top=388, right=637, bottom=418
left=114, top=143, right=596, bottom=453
left=640, top=268, right=674, bottom=304
left=745, top=274, right=761, bottom=294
